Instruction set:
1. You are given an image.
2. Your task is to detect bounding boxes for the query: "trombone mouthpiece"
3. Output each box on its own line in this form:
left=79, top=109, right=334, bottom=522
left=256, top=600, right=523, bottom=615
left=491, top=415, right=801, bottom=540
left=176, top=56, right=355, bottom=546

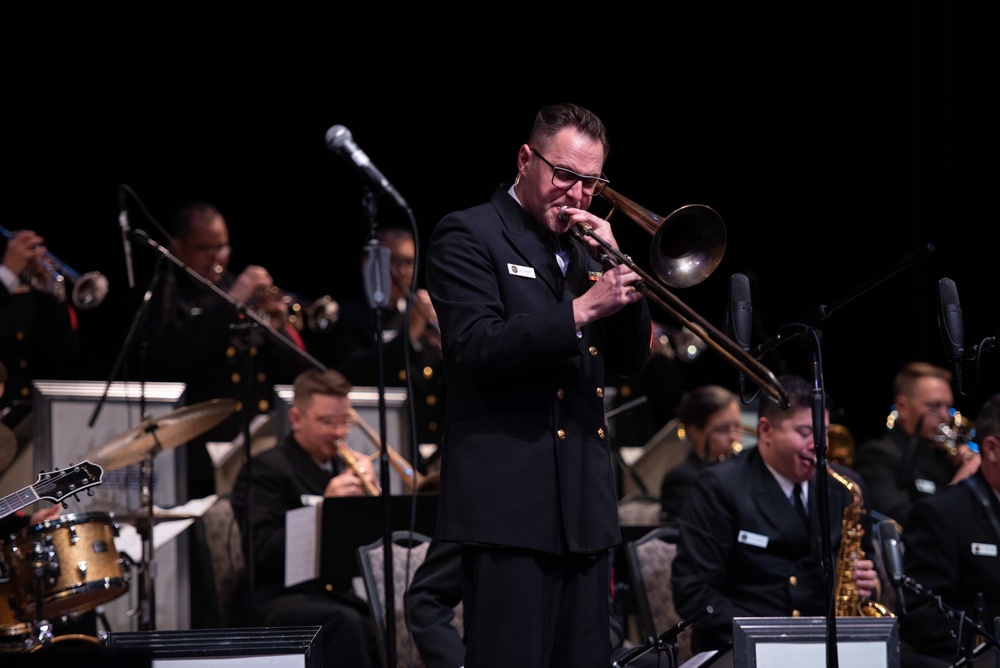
left=558, top=206, right=570, bottom=223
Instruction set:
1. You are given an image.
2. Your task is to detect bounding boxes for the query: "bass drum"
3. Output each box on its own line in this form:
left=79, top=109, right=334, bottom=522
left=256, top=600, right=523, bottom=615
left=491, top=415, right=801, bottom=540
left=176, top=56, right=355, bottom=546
left=8, top=512, right=128, bottom=618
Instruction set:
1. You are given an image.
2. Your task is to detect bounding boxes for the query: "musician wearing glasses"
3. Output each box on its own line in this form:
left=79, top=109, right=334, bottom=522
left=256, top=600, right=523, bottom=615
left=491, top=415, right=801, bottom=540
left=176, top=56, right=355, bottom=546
left=660, top=385, right=743, bottom=523
left=0, top=228, right=79, bottom=421
left=307, top=226, right=446, bottom=453
left=425, top=103, right=650, bottom=667
left=854, top=362, right=980, bottom=527
left=144, top=202, right=310, bottom=500
left=231, top=368, right=379, bottom=668
left=898, top=391, right=1000, bottom=664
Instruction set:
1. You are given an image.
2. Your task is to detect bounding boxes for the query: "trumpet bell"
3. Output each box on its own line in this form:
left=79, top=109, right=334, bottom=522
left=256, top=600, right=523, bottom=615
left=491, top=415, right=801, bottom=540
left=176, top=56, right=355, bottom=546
left=71, top=271, right=110, bottom=310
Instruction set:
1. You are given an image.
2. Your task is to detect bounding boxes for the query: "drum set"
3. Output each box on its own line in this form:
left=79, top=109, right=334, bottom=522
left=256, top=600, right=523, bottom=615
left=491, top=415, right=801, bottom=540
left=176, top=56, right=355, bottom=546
left=0, top=398, right=235, bottom=653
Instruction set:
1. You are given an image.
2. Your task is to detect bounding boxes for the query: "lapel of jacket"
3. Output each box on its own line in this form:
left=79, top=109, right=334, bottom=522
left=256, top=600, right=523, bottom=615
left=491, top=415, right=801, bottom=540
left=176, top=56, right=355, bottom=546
left=491, top=187, right=563, bottom=299
left=749, top=451, right=810, bottom=543
left=284, top=436, right=332, bottom=496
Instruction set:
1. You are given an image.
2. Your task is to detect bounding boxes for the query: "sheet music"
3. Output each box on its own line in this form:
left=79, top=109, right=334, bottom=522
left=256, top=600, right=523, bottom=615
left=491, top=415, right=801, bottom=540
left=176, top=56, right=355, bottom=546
left=285, top=501, right=322, bottom=587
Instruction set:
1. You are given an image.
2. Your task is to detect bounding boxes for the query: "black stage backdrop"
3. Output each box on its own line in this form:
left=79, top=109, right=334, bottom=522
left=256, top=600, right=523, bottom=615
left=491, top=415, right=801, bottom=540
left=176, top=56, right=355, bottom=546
left=3, top=4, right=997, bottom=446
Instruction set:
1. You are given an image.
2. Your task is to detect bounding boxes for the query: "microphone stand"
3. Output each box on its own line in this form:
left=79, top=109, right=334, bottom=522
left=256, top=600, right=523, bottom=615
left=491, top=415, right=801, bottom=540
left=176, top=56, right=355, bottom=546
left=748, top=244, right=938, bottom=668
left=128, top=230, right=327, bottom=628
left=359, top=186, right=397, bottom=668
left=758, top=325, right=838, bottom=668
left=895, top=575, right=1000, bottom=665
left=611, top=605, right=714, bottom=668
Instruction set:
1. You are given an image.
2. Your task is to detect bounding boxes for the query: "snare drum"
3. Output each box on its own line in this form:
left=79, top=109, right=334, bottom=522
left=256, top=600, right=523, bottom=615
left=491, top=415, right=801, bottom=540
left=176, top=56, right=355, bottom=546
left=8, top=512, right=128, bottom=618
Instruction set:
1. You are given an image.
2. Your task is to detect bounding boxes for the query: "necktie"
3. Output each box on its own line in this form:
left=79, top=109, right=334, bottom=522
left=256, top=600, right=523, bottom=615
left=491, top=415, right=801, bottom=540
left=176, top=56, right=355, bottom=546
left=792, top=483, right=809, bottom=527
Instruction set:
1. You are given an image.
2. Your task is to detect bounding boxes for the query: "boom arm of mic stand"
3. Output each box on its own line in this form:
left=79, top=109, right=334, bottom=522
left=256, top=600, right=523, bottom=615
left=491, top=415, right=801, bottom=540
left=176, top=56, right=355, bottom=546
left=612, top=606, right=715, bottom=668
left=898, top=575, right=1000, bottom=649
left=131, top=229, right=328, bottom=371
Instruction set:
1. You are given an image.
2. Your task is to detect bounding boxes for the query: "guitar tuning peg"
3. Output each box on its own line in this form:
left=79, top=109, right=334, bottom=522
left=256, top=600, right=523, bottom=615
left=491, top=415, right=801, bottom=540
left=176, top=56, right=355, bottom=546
left=87, top=488, right=96, bottom=496
left=62, top=501, right=69, bottom=509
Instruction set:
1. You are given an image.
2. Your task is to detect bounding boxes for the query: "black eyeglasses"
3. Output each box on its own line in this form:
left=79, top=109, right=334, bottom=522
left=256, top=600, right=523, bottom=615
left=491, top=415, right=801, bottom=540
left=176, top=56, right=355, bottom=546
left=530, top=147, right=609, bottom=196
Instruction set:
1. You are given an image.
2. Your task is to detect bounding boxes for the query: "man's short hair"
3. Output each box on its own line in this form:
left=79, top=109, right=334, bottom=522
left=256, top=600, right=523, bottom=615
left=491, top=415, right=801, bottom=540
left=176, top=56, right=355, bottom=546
left=172, top=202, right=222, bottom=240
left=528, top=103, right=610, bottom=160
left=293, top=368, right=352, bottom=409
left=893, top=362, right=952, bottom=398
left=758, top=375, right=821, bottom=424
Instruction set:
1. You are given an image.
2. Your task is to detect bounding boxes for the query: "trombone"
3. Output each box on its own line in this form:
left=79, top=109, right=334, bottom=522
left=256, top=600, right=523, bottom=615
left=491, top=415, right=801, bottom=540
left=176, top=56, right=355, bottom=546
left=570, top=187, right=788, bottom=406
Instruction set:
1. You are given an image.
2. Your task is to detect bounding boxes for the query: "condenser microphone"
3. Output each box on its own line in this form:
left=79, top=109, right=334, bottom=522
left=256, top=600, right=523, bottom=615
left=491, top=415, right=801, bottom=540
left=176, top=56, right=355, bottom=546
left=878, top=521, right=906, bottom=613
left=729, top=273, right=753, bottom=394
left=119, top=187, right=135, bottom=289
left=937, top=277, right=965, bottom=393
left=326, top=125, right=409, bottom=211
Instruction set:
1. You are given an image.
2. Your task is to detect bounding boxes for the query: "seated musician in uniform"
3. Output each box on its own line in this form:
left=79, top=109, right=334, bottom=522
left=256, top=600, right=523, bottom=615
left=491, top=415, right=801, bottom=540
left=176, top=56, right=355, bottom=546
left=231, top=367, right=379, bottom=668
left=659, top=385, right=742, bottom=522
left=672, top=374, right=882, bottom=654
left=898, top=391, right=1000, bottom=665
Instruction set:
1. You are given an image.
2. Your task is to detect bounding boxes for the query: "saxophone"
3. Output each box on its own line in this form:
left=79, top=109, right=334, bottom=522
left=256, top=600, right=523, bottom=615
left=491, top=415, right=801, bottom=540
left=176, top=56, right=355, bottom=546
left=829, top=468, right=895, bottom=617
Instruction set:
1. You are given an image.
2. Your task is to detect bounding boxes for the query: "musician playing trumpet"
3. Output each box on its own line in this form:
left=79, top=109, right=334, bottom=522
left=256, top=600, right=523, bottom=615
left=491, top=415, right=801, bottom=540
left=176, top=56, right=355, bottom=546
left=232, top=368, right=378, bottom=668
left=144, top=202, right=310, bottom=499
left=1, top=227, right=79, bottom=417
left=854, top=362, right=980, bottom=527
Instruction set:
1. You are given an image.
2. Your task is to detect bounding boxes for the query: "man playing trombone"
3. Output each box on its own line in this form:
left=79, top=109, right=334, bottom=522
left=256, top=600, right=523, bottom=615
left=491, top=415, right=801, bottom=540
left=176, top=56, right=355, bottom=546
left=426, top=102, right=651, bottom=668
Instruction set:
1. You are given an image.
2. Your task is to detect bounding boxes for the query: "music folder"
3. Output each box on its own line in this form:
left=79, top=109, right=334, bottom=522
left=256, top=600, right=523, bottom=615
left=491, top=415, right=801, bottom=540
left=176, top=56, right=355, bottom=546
left=284, top=494, right=438, bottom=589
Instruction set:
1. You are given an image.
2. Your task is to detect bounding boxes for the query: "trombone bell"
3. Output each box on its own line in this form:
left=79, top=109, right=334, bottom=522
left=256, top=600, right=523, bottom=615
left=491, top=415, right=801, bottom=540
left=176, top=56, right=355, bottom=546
left=599, top=187, right=727, bottom=288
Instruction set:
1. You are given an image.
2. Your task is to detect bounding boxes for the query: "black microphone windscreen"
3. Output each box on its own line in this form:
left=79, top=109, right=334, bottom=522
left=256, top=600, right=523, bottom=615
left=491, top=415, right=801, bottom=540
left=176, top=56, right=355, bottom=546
left=729, top=273, right=753, bottom=351
left=937, top=277, right=965, bottom=361
left=879, top=523, right=905, bottom=586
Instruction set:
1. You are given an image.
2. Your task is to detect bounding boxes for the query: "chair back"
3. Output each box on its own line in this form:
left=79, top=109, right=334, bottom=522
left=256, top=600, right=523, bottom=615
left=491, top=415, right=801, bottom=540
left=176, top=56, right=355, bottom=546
left=357, top=530, right=433, bottom=668
left=192, top=495, right=247, bottom=628
left=624, top=525, right=693, bottom=663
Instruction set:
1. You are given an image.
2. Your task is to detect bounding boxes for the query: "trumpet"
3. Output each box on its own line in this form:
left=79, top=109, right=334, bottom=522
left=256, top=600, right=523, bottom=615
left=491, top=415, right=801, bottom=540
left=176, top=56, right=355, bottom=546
left=568, top=188, right=788, bottom=406
left=335, top=439, right=380, bottom=496
left=0, top=224, right=109, bottom=310
left=937, top=408, right=978, bottom=458
left=252, top=284, right=340, bottom=334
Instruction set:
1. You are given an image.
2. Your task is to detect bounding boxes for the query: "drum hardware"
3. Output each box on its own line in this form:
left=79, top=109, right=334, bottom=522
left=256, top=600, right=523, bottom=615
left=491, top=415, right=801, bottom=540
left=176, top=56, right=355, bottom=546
left=82, top=398, right=236, bottom=631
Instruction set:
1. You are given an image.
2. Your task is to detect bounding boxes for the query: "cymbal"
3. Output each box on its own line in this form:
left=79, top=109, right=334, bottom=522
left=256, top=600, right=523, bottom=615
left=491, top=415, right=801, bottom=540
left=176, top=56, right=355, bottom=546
left=87, top=398, right=238, bottom=472
left=0, top=422, right=16, bottom=473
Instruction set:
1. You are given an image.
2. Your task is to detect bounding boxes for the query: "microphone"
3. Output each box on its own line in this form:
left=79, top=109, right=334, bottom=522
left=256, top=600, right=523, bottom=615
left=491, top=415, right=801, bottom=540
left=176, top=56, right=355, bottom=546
left=119, top=187, right=135, bottom=289
left=728, top=273, right=752, bottom=394
left=937, top=277, right=965, bottom=393
left=325, top=125, right=409, bottom=211
left=362, top=239, right=393, bottom=310
left=878, top=521, right=906, bottom=613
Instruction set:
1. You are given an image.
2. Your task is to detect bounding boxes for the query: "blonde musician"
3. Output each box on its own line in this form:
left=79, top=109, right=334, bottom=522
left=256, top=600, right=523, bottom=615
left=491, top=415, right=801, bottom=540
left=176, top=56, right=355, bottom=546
left=854, top=362, right=980, bottom=527
left=231, top=368, right=378, bottom=668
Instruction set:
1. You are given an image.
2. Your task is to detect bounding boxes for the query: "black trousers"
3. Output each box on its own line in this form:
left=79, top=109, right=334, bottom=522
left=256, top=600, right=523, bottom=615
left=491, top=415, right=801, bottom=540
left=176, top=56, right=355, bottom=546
left=461, top=545, right=611, bottom=668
